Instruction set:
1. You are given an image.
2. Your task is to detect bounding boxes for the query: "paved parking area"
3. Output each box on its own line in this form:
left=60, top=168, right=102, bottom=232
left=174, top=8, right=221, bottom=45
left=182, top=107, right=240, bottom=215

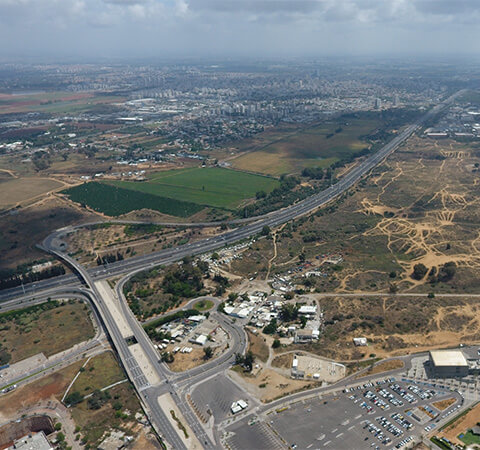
left=266, top=378, right=462, bottom=450
left=226, top=416, right=286, bottom=450
left=191, top=374, right=247, bottom=422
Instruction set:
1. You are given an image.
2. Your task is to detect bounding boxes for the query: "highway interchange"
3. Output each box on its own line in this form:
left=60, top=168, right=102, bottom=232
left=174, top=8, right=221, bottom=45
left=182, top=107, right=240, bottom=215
left=0, top=90, right=466, bottom=449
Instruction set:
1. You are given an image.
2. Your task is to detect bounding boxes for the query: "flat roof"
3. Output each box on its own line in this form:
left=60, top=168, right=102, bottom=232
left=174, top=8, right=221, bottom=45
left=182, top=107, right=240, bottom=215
left=430, top=350, right=468, bottom=367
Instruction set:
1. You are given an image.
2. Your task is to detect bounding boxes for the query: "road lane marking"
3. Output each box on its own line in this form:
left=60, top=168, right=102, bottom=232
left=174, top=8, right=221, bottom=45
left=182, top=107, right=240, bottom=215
left=336, top=433, right=344, bottom=438
left=324, top=440, right=331, bottom=446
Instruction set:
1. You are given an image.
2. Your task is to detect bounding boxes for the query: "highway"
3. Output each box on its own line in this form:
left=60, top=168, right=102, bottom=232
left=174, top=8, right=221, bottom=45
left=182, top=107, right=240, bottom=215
left=0, top=89, right=463, bottom=305
left=0, top=91, right=464, bottom=448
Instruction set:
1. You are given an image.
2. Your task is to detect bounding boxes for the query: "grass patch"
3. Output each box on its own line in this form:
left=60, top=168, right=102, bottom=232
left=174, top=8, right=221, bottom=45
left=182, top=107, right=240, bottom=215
left=108, top=167, right=279, bottom=210
left=0, top=300, right=95, bottom=364
left=69, top=352, right=125, bottom=397
left=63, top=181, right=203, bottom=217
left=193, top=299, right=214, bottom=312
left=459, top=430, right=480, bottom=446
left=170, top=410, right=189, bottom=438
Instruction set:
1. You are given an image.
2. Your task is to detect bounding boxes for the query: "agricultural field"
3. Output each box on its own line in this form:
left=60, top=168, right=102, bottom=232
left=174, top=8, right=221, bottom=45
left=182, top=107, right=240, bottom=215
left=0, top=91, right=125, bottom=115
left=107, top=167, right=279, bottom=210
left=62, top=181, right=204, bottom=218
left=0, top=176, right=65, bottom=209
left=0, top=300, right=95, bottom=364
left=231, top=117, right=380, bottom=176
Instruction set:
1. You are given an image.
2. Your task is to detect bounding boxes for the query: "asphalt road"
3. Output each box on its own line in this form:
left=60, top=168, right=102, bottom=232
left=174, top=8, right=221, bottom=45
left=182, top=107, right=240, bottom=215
left=0, top=89, right=463, bottom=304
left=0, top=91, right=465, bottom=449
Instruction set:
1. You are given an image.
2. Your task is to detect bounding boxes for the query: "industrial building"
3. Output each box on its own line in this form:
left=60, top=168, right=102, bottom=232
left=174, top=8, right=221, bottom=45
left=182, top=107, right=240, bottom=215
left=429, top=350, right=469, bottom=378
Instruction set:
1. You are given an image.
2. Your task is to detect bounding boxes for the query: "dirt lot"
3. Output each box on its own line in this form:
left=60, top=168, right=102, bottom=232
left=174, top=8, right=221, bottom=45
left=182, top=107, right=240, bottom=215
left=439, top=402, right=480, bottom=446
left=247, top=329, right=270, bottom=363
left=168, top=347, right=212, bottom=372
left=432, top=397, right=457, bottom=411
left=356, top=359, right=404, bottom=378
left=229, top=366, right=317, bottom=403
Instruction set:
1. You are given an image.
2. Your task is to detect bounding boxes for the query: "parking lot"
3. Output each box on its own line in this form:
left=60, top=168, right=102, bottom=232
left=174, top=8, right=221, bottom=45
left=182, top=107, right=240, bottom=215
left=266, top=378, right=462, bottom=449
left=225, top=416, right=286, bottom=450
left=191, top=374, right=248, bottom=422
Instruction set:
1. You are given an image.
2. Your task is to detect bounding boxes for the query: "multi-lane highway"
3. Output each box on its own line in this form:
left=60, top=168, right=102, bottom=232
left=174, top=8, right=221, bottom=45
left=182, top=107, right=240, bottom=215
left=0, top=91, right=464, bottom=448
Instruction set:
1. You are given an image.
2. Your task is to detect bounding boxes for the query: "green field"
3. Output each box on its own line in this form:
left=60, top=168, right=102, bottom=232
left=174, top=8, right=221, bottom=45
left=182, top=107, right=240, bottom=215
left=460, top=430, right=480, bottom=446
left=231, top=118, right=379, bottom=176
left=107, top=167, right=279, bottom=210
left=63, top=182, right=204, bottom=217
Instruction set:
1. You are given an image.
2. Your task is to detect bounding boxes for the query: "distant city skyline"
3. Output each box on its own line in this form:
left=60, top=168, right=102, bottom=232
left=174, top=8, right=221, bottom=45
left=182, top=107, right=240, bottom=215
left=1, top=0, right=480, bottom=60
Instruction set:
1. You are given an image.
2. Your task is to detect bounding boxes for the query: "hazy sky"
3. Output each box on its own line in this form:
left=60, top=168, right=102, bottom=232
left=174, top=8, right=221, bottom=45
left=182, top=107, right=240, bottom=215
left=1, top=0, right=480, bottom=60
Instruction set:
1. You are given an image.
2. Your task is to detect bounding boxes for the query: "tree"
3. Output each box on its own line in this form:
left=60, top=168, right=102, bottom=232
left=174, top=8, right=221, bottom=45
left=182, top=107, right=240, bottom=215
left=203, top=347, right=213, bottom=360
left=263, top=319, right=277, bottom=335
left=272, top=339, right=281, bottom=349
left=412, top=263, right=428, bottom=280
left=280, top=303, right=299, bottom=321
left=244, top=351, right=255, bottom=371
left=261, top=225, right=271, bottom=236
left=438, top=262, right=456, bottom=282
left=65, top=391, right=83, bottom=406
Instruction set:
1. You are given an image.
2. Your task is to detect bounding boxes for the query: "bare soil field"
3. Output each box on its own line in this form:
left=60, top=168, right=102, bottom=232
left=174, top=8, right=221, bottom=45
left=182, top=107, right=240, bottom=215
left=0, top=177, right=65, bottom=209
left=432, top=397, right=457, bottom=411
left=356, top=359, right=404, bottom=378
left=229, top=366, right=316, bottom=403
left=247, top=329, right=270, bottom=363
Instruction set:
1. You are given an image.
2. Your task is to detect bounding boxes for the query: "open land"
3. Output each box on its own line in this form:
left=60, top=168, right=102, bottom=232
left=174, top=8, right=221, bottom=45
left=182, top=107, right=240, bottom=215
left=0, top=300, right=95, bottom=363
left=0, top=91, right=125, bottom=115
left=230, top=118, right=380, bottom=176
left=228, top=135, right=480, bottom=294
left=69, top=351, right=125, bottom=397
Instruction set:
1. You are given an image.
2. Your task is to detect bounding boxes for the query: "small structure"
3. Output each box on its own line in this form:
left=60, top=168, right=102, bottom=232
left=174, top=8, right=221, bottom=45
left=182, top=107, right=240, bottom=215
left=231, top=400, right=248, bottom=414
left=291, top=355, right=346, bottom=382
left=353, top=337, right=368, bottom=346
left=294, top=329, right=319, bottom=343
left=191, top=334, right=208, bottom=346
left=429, top=350, right=469, bottom=378
left=298, top=305, right=317, bottom=316
left=8, top=432, right=53, bottom=450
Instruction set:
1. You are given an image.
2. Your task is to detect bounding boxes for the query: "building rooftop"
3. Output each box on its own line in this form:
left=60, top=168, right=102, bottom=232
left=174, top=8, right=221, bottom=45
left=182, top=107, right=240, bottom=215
left=8, top=432, right=53, bottom=450
left=430, top=350, right=468, bottom=367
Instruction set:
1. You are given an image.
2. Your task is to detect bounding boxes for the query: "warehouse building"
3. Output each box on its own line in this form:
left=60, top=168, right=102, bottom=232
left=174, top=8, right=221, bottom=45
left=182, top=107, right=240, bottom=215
left=429, top=350, right=469, bottom=378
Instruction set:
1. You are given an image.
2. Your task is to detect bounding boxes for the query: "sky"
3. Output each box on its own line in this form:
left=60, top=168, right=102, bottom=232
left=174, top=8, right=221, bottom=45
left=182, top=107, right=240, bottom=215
left=1, top=0, right=480, bottom=60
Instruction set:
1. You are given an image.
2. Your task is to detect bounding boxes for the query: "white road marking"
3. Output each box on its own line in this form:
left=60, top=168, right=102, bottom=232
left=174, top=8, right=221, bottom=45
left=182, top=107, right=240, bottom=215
left=324, top=441, right=331, bottom=446
left=336, top=433, right=344, bottom=439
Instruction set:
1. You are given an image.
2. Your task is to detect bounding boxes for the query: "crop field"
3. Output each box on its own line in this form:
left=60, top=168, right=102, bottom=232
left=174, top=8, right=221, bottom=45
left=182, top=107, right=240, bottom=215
left=231, top=118, right=379, bottom=175
left=0, top=91, right=125, bottom=115
left=107, top=167, right=279, bottom=210
left=62, top=181, right=204, bottom=217
left=0, top=177, right=65, bottom=209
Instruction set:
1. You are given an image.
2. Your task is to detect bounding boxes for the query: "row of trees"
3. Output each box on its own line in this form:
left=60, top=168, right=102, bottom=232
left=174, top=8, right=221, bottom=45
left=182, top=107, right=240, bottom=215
left=0, top=265, right=65, bottom=290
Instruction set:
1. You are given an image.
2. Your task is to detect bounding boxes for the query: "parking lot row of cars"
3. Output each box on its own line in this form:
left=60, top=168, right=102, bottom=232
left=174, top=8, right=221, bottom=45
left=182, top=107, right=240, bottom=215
left=391, top=413, right=413, bottom=430
left=375, top=416, right=403, bottom=437
left=363, top=420, right=392, bottom=446
left=394, top=435, right=414, bottom=449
